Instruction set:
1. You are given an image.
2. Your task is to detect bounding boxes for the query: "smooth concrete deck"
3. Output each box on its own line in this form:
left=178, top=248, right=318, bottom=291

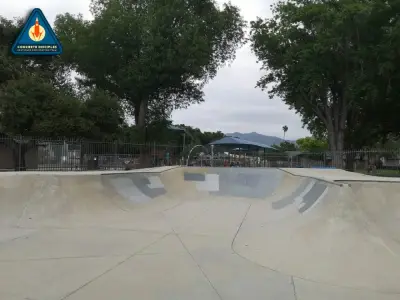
left=0, top=167, right=399, bottom=300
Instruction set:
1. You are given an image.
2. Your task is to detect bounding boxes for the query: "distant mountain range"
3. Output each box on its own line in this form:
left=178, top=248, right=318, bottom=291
left=225, top=132, right=295, bottom=146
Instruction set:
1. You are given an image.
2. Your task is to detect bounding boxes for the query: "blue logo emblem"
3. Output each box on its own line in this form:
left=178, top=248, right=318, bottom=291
left=11, top=8, right=63, bottom=56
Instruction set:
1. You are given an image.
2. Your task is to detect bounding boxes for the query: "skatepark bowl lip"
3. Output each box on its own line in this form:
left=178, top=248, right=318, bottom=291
left=1, top=166, right=400, bottom=300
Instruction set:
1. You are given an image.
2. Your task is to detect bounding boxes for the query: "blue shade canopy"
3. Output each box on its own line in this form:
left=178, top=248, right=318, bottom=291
left=209, top=136, right=275, bottom=150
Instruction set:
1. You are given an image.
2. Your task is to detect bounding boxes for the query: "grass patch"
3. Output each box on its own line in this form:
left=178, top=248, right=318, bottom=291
left=356, top=169, right=400, bottom=177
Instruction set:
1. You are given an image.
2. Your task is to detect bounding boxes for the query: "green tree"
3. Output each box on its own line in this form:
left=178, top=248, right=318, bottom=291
left=1, top=15, right=130, bottom=140
left=176, top=125, right=224, bottom=146
left=296, top=137, right=328, bottom=152
left=0, top=16, right=88, bottom=136
left=81, top=88, right=126, bottom=140
left=0, top=74, right=89, bottom=137
left=0, top=17, right=75, bottom=91
left=0, top=17, right=28, bottom=86
left=250, top=0, right=400, bottom=159
left=199, top=131, right=225, bottom=145
left=54, top=0, right=246, bottom=130
left=282, top=125, right=288, bottom=140
left=272, top=141, right=297, bottom=152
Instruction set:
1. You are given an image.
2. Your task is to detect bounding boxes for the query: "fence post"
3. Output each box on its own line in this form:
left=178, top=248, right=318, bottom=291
left=263, top=148, right=266, bottom=167
left=210, top=145, right=214, bottom=167
left=79, top=140, right=83, bottom=170
left=153, top=141, right=156, bottom=167
left=114, top=141, right=117, bottom=168
left=18, top=135, right=22, bottom=171
left=63, top=139, right=67, bottom=169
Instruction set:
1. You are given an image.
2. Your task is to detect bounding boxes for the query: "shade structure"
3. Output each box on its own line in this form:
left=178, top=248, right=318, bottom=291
left=209, top=136, right=276, bottom=150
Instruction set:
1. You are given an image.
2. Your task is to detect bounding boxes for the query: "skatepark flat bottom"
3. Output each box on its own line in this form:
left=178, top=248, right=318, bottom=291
left=1, top=167, right=400, bottom=300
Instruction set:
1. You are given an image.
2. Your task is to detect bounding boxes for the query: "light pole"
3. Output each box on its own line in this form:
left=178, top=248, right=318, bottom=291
left=211, top=145, right=214, bottom=167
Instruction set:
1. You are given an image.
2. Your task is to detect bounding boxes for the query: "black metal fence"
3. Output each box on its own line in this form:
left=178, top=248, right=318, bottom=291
left=0, top=136, right=185, bottom=171
left=1, top=135, right=399, bottom=175
left=187, top=146, right=400, bottom=176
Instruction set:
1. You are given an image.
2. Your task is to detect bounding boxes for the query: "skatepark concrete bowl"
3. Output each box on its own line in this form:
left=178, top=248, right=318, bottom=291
left=1, top=166, right=400, bottom=300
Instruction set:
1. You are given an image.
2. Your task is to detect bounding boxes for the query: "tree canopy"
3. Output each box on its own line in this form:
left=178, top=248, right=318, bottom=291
left=2, top=0, right=400, bottom=165
left=250, top=0, right=400, bottom=154
left=296, top=137, right=328, bottom=152
left=272, top=141, right=297, bottom=152
left=54, top=0, right=246, bottom=128
left=1, top=1, right=242, bottom=145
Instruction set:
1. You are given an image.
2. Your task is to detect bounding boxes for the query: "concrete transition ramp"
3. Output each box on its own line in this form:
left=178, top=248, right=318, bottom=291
left=0, top=167, right=400, bottom=300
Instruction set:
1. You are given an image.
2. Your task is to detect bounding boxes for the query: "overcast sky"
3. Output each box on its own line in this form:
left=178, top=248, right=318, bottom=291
left=1, top=0, right=311, bottom=140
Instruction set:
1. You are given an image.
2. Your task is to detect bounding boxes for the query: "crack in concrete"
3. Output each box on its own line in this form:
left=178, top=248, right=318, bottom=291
left=291, top=276, right=298, bottom=300
left=58, top=232, right=171, bottom=300
left=174, top=230, right=224, bottom=300
left=230, top=200, right=400, bottom=296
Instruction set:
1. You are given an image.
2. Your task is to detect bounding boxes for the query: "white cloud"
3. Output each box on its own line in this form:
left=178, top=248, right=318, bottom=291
left=1, top=0, right=310, bottom=139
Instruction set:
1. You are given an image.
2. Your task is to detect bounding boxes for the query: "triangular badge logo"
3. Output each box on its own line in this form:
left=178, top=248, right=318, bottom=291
left=11, top=8, right=63, bottom=56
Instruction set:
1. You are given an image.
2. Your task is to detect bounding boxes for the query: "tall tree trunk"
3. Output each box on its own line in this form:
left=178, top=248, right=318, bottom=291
left=335, top=129, right=345, bottom=169
left=344, top=130, right=356, bottom=171
left=134, top=103, right=140, bottom=126
left=325, top=116, right=345, bottom=168
left=326, top=130, right=345, bottom=168
left=137, top=99, right=148, bottom=128
left=133, top=100, right=148, bottom=142
left=135, top=99, right=151, bottom=168
left=323, top=93, right=347, bottom=169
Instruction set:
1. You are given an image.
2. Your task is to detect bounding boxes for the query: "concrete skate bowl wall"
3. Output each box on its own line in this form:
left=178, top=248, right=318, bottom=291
left=0, top=167, right=327, bottom=226
left=0, top=174, right=81, bottom=227
left=0, top=167, right=318, bottom=226
left=0, top=171, right=175, bottom=228
left=182, top=168, right=329, bottom=213
left=182, top=167, right=285, bottom=199
left=103, top=172, right=167, bottom=204
left=0, top=173, right=128, bottom=227
left=347, top=181, right=400, bottom=244
left=271, top=177, right=329, bottom=213
left=233, top=178, right=400, bottom=294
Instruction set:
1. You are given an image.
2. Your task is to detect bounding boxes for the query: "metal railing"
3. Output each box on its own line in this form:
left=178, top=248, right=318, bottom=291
left=186, top=147, right=400, bottom=176
left=0, top=135, right=399, bottom=176
left=0, top=136, right=185, bottom=171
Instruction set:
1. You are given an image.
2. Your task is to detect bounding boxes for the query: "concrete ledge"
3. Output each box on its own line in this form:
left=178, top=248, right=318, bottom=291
left=279, top=168, right=400, bottom=184
left=0, top=166, right=181, bottom=176
left=278, top=168, right=343, bottom=186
